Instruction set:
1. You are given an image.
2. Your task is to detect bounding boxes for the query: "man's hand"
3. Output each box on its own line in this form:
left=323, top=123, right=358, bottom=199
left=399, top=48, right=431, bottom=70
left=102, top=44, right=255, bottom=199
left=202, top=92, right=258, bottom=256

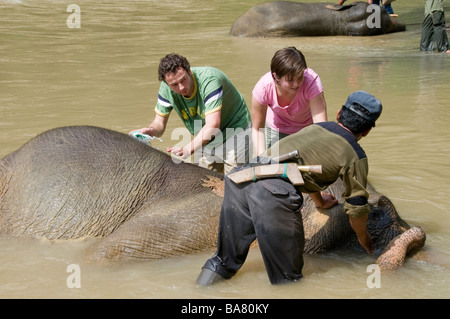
left=320, top=193, right=339, bottom=209
left=129, top=127, right=153, bottom=136
left=166, top=146, right=190, bottom=159
left=129, top=113, right=168, bottom=138
left=349, top=214, right=374, bottom=255
left=310, top=192, right=339, bottom=209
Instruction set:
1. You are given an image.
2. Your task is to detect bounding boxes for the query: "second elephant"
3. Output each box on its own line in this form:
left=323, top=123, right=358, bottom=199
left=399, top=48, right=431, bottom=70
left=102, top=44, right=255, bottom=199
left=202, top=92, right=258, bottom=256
left=230, top=1, right=406, bottom=37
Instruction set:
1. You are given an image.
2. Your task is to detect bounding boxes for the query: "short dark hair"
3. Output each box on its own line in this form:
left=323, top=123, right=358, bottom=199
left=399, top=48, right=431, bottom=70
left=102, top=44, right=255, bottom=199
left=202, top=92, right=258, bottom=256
left=338, top=103, right=374, bottom=134
left=158, top=54, right=191, bottom=82
left=271, top=47, right=307, bottom=81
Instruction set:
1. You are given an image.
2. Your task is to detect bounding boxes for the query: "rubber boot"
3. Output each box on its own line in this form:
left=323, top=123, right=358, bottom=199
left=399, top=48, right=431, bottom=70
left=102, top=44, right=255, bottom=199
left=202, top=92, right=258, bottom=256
left=196, top=268, right=224, bottom=286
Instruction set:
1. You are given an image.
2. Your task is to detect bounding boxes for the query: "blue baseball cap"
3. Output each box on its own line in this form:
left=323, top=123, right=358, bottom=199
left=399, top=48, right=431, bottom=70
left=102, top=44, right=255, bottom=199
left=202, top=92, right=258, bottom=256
left=344, top=91, right=382, bottom=127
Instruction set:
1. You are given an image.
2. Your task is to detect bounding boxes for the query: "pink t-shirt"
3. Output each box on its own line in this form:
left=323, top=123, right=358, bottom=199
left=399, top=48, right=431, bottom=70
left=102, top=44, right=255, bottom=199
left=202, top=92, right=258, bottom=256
left=252, top=68, right=323, bottom=135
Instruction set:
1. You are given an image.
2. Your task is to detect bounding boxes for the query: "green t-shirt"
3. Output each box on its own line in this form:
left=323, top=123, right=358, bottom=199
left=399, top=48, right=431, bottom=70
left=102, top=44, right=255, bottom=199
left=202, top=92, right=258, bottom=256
left=155, top=67, right=250, bottom=146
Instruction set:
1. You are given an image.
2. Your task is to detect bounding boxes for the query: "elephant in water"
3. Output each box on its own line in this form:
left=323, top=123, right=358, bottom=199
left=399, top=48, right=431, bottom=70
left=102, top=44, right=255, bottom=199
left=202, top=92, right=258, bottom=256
left=0, top=126, right=425, bottom=270
left=230, top=1, right=406, bottom=37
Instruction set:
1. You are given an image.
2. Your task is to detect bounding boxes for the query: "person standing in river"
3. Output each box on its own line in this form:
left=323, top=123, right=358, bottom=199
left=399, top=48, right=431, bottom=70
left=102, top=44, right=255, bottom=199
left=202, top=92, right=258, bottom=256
left=420, top=0, right=450, bottom=53
left=197, top=91, right=383, bottom=285
left=337, top=0, right=396, bottom=14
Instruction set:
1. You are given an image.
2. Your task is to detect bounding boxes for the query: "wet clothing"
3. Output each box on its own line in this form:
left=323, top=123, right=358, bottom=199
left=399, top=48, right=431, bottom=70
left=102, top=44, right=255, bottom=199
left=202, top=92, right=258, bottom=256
left=202, top=172, right=304, bottom=284
left=197, top=123, right=252, bottom=174
left=420, top=0, right=449, bottom=52
left=265, top=122, right=370, bottom=218
left=201, top=121, right=371, bottom=284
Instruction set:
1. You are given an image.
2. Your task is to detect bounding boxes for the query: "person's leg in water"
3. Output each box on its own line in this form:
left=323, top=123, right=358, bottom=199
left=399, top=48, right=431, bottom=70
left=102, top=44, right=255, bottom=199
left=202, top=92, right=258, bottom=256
left=197, top=176, right=304, bottom=285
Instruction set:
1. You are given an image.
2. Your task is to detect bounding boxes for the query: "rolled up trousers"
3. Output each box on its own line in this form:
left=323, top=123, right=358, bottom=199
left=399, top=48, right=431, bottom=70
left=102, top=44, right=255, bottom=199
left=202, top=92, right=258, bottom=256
left=202, top=172, right=305, bottom=284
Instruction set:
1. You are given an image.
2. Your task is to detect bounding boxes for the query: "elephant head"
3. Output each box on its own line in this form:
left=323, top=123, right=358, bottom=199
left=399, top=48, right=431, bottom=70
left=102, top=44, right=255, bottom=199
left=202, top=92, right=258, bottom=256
left=300, top=179, right=426, bottom=270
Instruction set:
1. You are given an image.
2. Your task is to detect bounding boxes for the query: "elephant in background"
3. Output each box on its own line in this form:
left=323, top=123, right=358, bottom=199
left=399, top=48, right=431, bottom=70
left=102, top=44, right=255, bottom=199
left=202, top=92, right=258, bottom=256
left=0, top=126, right=424, bottom=270
left=230, top=1, right=406, bottom=37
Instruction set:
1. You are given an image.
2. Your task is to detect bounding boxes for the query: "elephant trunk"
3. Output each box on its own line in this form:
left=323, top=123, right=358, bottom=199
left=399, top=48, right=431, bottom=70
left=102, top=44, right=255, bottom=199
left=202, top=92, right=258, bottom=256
left=376, top=227, right=426, bottom=271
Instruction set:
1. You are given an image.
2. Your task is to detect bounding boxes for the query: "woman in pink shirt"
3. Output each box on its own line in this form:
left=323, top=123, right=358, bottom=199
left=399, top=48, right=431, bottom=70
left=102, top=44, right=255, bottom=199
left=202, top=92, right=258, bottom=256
left=252, top=47, right=328, bottom=155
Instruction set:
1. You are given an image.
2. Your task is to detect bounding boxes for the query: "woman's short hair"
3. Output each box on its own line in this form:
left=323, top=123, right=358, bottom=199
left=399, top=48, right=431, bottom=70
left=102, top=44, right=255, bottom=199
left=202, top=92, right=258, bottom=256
left=270, top=47, right=307, bottom=81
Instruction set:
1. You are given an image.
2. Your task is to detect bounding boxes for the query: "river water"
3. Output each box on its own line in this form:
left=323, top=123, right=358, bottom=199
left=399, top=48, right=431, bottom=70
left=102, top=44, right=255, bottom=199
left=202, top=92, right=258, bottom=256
left=1, top=0, right=449, bottom=299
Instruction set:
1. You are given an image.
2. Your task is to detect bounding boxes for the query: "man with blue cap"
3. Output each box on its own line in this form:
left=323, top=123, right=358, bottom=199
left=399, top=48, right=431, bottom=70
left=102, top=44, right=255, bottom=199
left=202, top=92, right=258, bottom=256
left=197, top=91, right=382, bottom=285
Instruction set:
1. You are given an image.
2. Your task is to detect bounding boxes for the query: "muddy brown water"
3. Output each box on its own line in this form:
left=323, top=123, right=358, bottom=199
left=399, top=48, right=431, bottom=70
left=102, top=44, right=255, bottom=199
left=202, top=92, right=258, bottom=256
left=1, top=0, right=449, bottom=299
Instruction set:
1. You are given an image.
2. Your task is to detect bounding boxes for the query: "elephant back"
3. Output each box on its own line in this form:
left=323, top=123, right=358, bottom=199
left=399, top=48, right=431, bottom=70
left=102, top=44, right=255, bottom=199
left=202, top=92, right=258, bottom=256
left=0, top=126, right=193, bottom=239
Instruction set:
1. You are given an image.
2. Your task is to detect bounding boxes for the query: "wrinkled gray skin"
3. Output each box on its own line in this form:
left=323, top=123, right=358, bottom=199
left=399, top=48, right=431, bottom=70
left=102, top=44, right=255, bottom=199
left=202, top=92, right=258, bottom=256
left=0, top=126, right=425, bottom=270
left=230, top=1, right=406, bottom=37
left=0, top=126, right=223, bottom=260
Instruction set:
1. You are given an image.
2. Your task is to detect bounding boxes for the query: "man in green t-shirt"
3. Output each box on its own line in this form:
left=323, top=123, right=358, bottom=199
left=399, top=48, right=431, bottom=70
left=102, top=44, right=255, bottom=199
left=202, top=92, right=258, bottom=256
left=131, top=54, right=251, bottom=174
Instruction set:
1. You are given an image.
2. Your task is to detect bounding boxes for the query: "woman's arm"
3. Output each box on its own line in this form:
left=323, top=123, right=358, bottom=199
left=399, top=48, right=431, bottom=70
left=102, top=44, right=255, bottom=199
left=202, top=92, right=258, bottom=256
left=309, top=92, right=328, bottom=123
left=251, top=96, right=268, bottom=156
